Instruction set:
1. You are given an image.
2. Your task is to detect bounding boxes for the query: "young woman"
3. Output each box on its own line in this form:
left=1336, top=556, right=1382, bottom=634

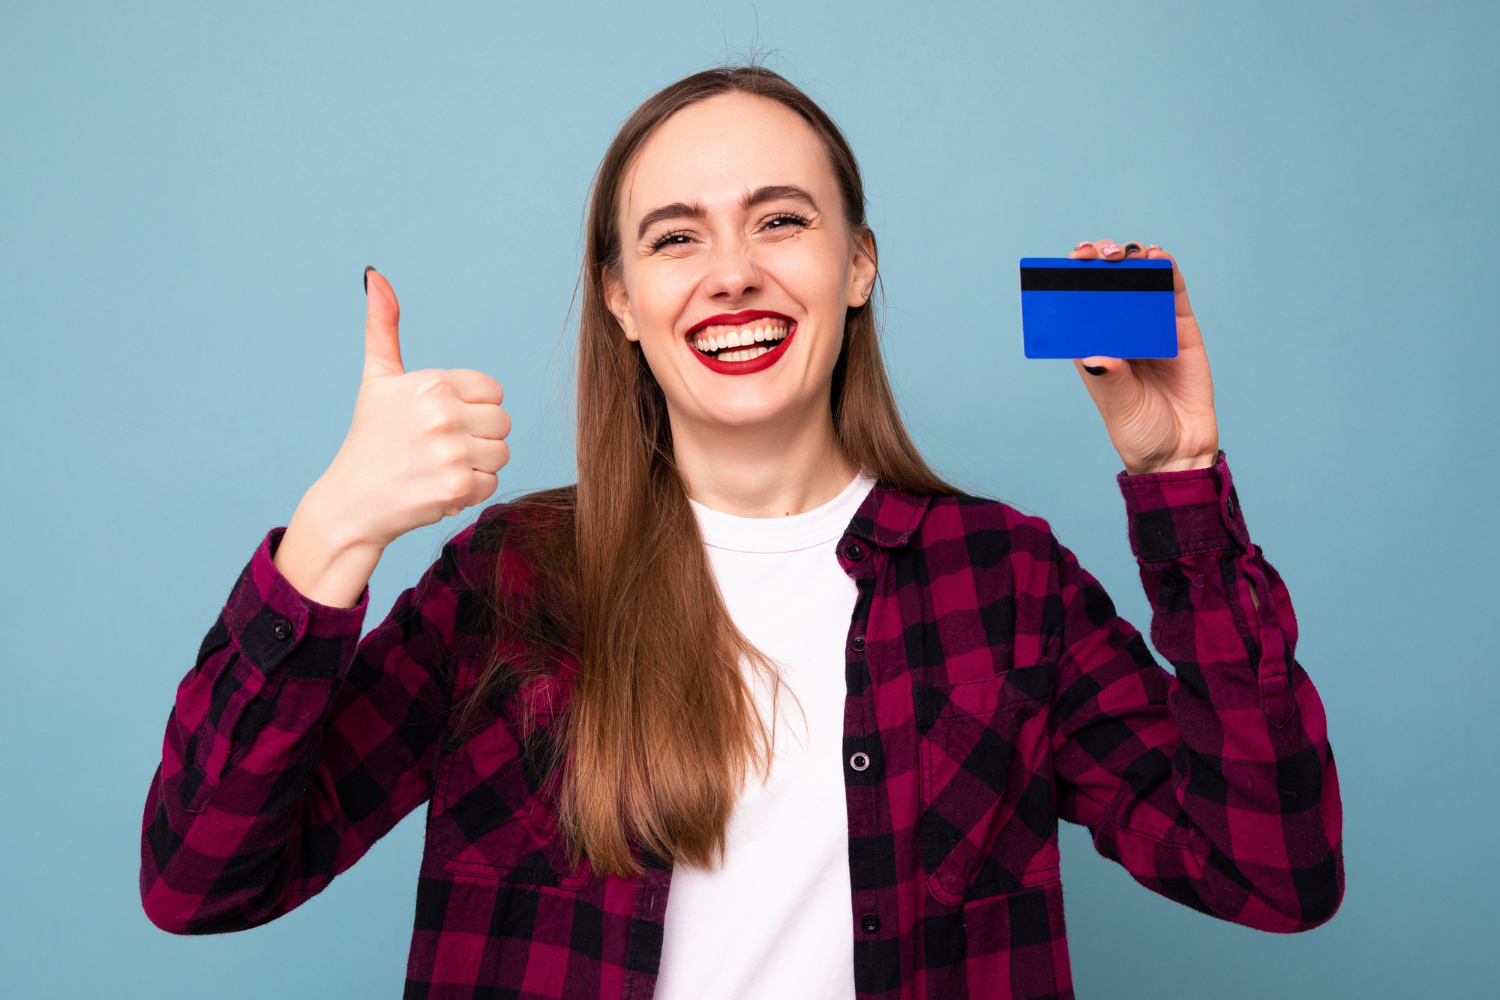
left=140, top=65, right=1343, bottom=999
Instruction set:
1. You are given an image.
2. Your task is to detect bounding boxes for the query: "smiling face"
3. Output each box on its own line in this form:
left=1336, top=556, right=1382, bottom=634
left=604, top=91, right=876, bottom=439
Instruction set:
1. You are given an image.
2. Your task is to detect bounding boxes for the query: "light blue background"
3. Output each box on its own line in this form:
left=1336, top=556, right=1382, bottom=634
left=3, top=2, right=1496, bottom=997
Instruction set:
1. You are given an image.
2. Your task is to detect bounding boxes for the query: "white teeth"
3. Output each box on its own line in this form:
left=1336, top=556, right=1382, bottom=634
left=717, top=345, right=772, bottom=362
left=690, top=321, right=790, bottom=355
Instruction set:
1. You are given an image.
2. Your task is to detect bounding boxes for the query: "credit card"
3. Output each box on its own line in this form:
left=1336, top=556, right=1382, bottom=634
left=1018, top=257, right=1178, bottom=359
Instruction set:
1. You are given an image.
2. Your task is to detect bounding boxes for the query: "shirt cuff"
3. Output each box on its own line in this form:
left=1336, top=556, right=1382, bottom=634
left=221, top=526, right=370, bottom=679
left=1116, top=449, right=1251, bottom=562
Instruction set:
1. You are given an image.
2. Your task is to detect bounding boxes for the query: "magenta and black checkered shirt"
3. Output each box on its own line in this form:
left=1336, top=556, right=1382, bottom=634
left=140, top=449, right=1343, bottom=998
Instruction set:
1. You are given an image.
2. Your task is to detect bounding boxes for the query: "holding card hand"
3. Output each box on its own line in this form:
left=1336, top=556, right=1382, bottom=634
left=1068, top=239, right=1220, bottom=475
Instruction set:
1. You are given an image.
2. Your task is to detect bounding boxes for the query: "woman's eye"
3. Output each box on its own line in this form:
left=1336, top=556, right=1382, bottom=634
left=763, top=213, right=809, bottom=232
left=648, top=231, right=694, bottom=252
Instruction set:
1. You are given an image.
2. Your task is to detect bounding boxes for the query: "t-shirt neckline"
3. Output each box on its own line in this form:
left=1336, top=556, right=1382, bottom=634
left=688, top=467, right=878, bottom=554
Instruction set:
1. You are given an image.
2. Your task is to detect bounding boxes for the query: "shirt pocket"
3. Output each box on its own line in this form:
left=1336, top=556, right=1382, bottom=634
left=914, top=661, right=1059, bottom=906
left=427, top=657, right=592, bottom=890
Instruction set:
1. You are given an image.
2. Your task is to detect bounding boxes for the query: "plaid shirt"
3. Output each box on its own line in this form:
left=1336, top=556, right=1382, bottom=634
left=140, top=449, right=1343, bottom=998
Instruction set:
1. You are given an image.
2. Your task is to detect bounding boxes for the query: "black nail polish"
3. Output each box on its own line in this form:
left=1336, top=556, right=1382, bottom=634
left=1083, top=364, right=1108, bottom=376
left=364, top=265, right=375, bottom=294
left=1122, top=243, right=1141, bottom=256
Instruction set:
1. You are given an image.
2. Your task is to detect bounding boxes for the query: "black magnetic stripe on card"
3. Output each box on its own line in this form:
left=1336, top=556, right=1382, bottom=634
left=1019, top=267, right=1175, bottom=292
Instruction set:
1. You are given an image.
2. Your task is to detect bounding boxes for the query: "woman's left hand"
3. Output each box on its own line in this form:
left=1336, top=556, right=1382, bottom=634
left=1069, top=239, right=1220, bottom=476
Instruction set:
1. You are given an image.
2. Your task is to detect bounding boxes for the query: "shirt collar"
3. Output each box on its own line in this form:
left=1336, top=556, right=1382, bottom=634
left=845, top=478, right=933, bottom=549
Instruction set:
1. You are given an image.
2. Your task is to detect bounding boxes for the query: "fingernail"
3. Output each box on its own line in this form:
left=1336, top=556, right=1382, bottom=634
left=1083, top=364, right=1108, bottom=376
left=1074, top=240, right=1091, bottom=250
left=1123, top=242, right=1142, bottom=256
left=1147, top=245, right=1160, bottom=251
left=1098, top=240, right=1123, bottom=257
left=364, top=265, right=375, bottom=294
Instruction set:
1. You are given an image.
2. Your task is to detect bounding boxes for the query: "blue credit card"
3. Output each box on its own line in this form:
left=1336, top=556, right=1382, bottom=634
left=1018, top=257, right=1178, bottom=359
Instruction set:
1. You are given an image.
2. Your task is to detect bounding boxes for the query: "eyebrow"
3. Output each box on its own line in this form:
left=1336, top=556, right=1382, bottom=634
left=635, top=184, right=820, bottom=240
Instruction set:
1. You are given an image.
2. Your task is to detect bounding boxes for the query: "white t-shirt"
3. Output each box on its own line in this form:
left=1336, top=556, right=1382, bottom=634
left=653, top=466, right=878, bottom=1000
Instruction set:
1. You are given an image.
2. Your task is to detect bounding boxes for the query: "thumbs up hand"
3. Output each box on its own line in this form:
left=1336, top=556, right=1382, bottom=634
left=317, top=268, right=512, bottom=549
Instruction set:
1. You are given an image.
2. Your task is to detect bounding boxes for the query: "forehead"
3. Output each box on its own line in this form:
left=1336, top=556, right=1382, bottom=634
left=618, top=92, right=834, bottom=225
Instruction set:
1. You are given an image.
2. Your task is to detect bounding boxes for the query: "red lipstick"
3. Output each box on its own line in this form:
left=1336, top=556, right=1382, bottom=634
left=684, top=310, right=797, bottom=376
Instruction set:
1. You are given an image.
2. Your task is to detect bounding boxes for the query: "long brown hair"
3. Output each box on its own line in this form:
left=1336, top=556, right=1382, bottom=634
left=450, top=64, right=974, bottom=880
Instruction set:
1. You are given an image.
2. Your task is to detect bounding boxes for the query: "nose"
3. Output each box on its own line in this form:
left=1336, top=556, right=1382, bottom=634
left=703, top=236, right=762, bottom=302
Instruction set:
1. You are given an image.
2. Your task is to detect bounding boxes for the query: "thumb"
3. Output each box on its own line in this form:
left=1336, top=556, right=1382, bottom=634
left=1073, top=356, right=1142, bottom=419
left=362, top=266, right=405, bottom=382
left=1077, top=356, right=1124, bottom=380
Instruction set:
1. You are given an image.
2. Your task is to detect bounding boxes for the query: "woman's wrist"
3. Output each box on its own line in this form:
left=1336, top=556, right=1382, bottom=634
left=1123, top=450, right=1219, bottom=476
left=273, top=482, right=386, bottom=609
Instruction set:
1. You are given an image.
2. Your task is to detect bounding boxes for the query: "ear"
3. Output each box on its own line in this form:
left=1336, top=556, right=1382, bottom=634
left=846, top=227, right=878, bottom=307
left=602, top=265, right=640, bottom=342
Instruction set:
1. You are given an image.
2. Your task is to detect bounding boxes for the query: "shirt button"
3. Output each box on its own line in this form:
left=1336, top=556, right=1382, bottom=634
left=1226, top=488, right=1240, bottom=517
left=271, top=617, right=293, bottom=641
left=842, top=541, right=864, bottom=562
left=849, top=751, right=870, bottom=772
left=850, top=635, right=865, bottom=653
left=860, top=913, right=880, bottom=934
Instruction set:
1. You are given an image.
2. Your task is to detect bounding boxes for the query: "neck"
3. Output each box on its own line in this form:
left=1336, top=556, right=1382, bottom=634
left=670, top=403, right=859, bottom=519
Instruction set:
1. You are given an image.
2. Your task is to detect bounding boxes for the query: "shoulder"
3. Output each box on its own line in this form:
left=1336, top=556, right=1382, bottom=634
left=469, top=485, right=576, bottom=546
left=415, top=487, right=580, bottom=655
left=437, top=485, right=578, bottom=591
left=914, top=491, right=1063, bottom=565
left=919, top=493, right=1117, bottom=621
